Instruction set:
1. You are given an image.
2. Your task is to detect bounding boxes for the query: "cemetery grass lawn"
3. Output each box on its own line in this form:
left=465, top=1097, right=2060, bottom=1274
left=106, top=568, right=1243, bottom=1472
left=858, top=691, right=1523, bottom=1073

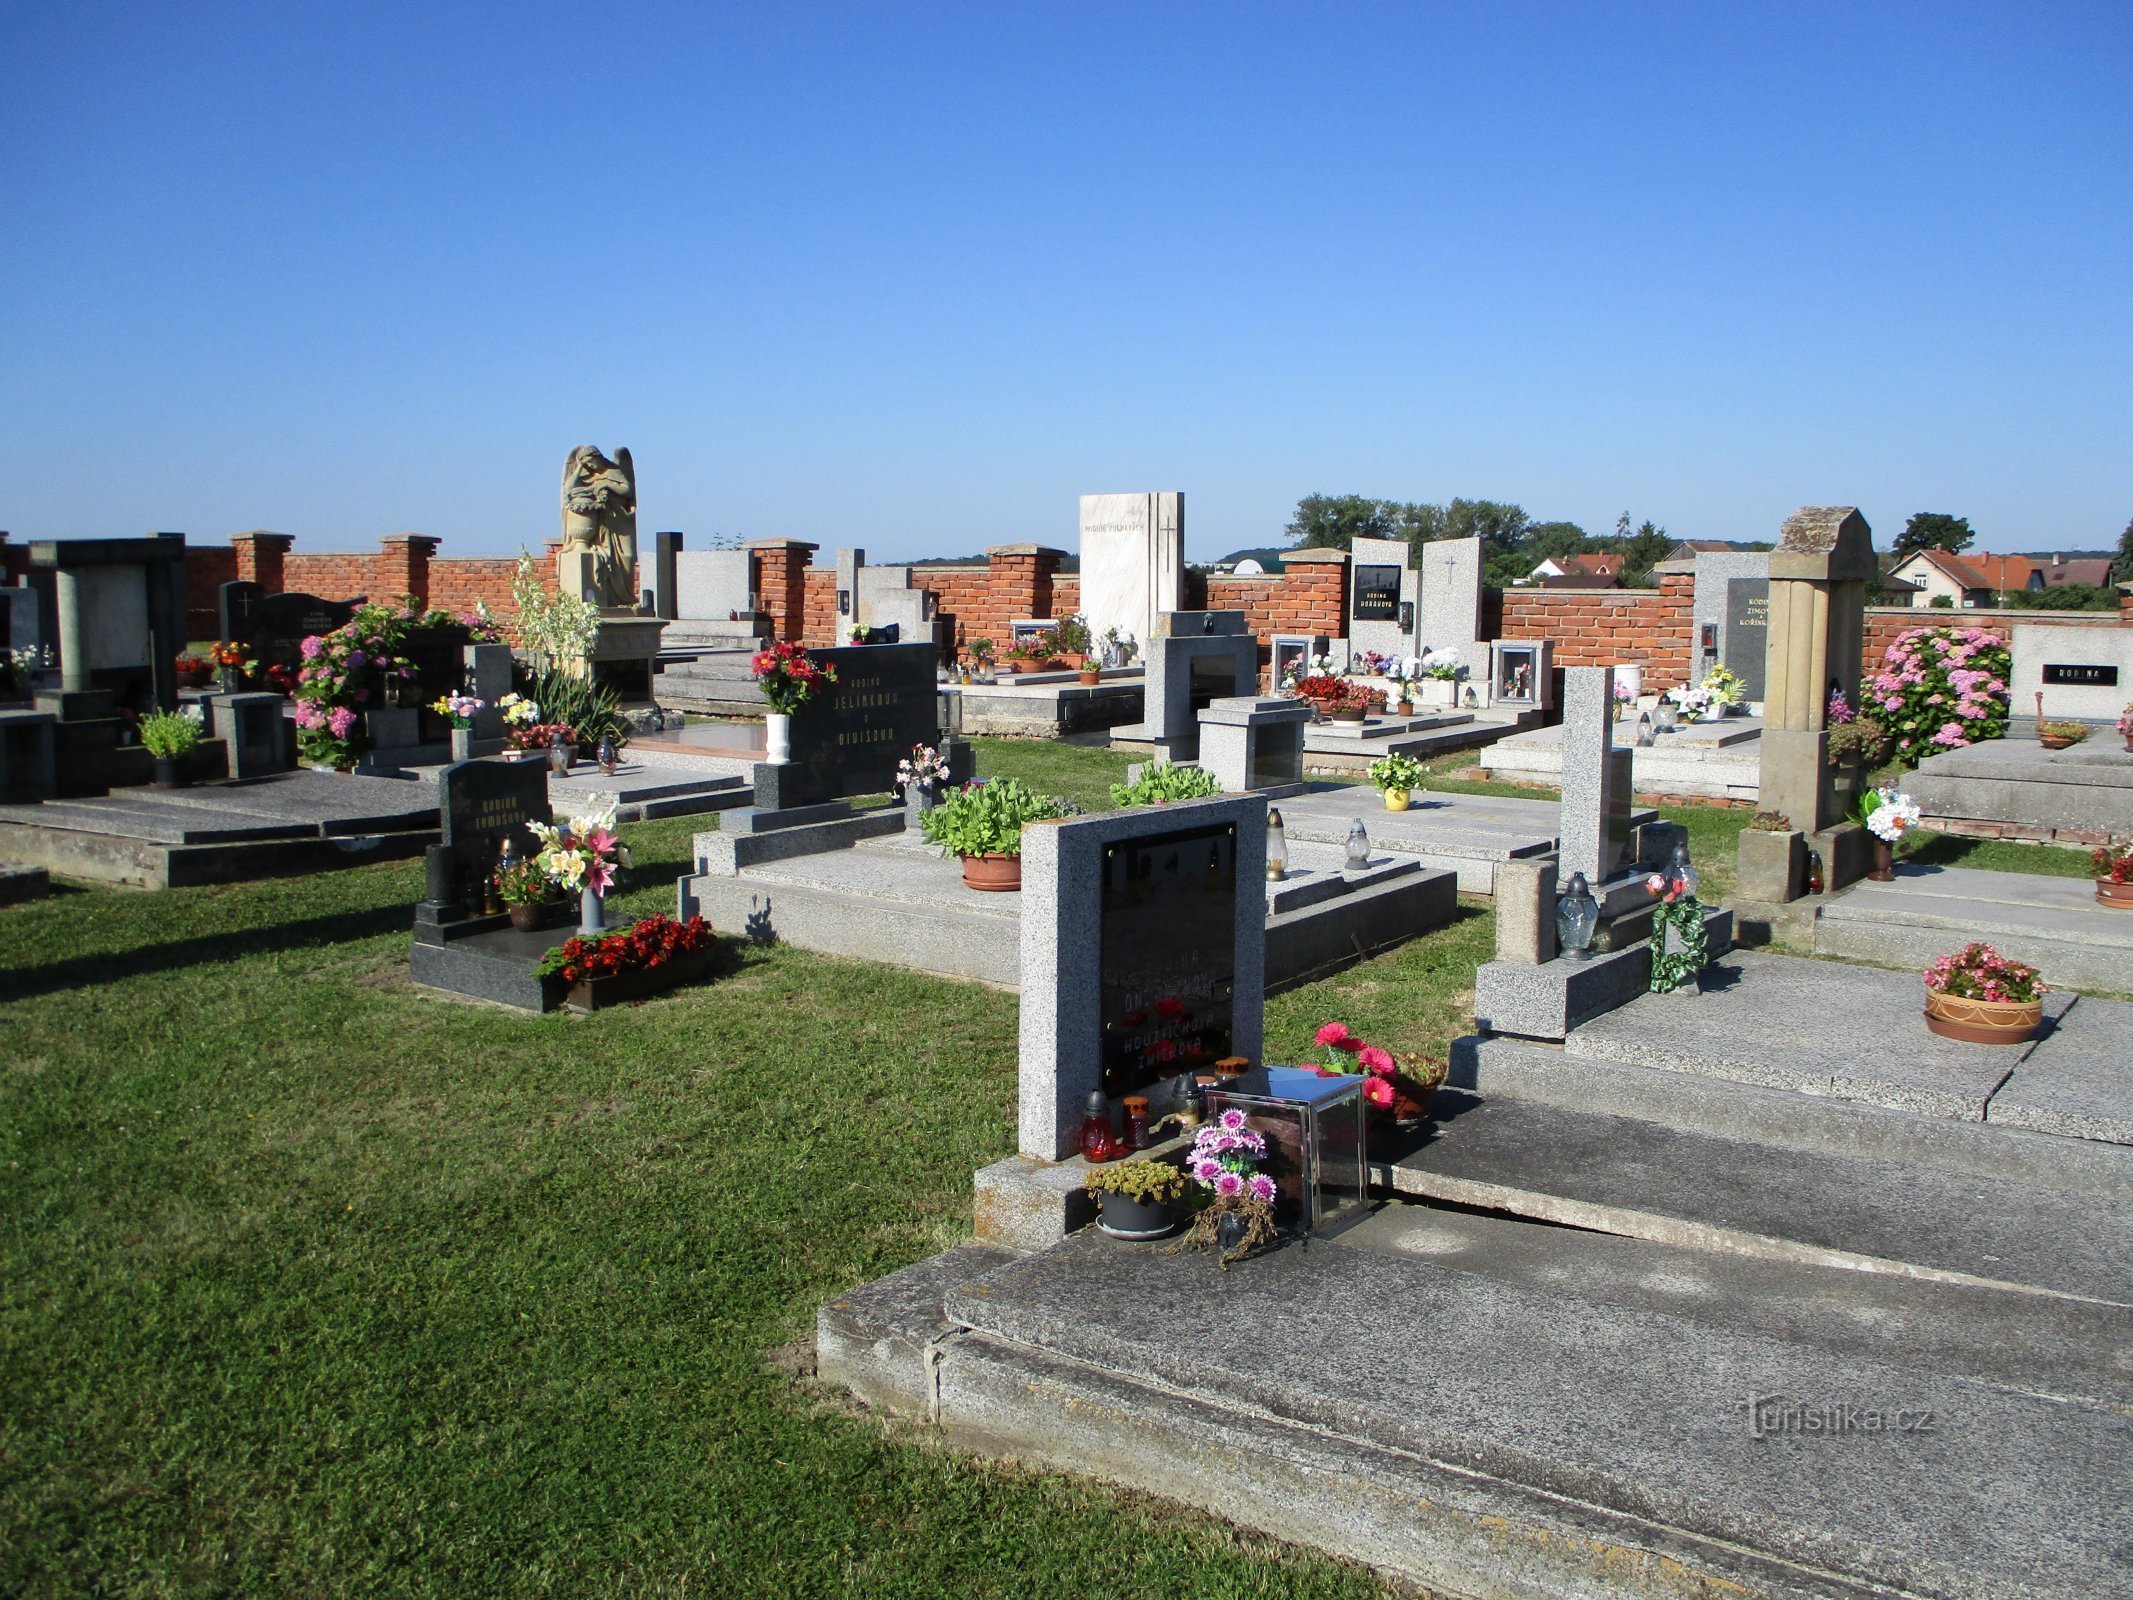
left=0, top=821, right=1394, bottom=1600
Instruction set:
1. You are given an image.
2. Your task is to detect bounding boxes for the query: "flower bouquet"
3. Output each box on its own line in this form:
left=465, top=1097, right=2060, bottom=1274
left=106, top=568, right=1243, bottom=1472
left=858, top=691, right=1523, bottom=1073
left=894, top=742, right=951, bottom=801
left=1176, top=1111, right=1279, bottom=1268
left=751, top=641, right=838, bottom=714
left=527, top=798, right=630, bottom=931
left=431, top=692, right=485, bottom=730
left=1312, top=1021, right=1442, bottom=1125
left=210, top=641, right=258, bottom=687
left=1853, top=787, right=1921, bottom=843
left=1420, top=648, right=1462, bottom=682
left=2090, top=844, right=2133, bottom=909
left=1702, top=664, right=1747, bottom=711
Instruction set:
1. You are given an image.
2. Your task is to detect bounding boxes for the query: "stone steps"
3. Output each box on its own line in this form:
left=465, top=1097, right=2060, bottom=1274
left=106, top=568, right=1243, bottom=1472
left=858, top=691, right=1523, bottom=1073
left=1812, top=864, right=2133, bottom=996
left=820, top=1227, right=2133, bottom=1599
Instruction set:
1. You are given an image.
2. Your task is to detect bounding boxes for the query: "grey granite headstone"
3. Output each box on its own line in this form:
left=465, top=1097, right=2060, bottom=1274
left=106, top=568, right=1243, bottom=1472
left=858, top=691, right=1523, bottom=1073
left=1417, top=536, right=1485, bottom=665
left=206, top=692, right=290, bottom=780
left=652, top=532, right=682, bottom=620
left=1198, top=696, right=1310, bottom=797
left=1136, top=619, right=1260, bottom=761
left=1019, top=795, right=1268, bottom=1159
left=437, top=758, right=551, bottom=906
left=1349, top=536, right=1419, bottom=661
left=1560, top=667, right=1631, bottom=885
left=1723, top=578, right=1770, bottom=701
left=674, top=549, right=755, bottom=620
left=1688, top=550, right=1770, bottom=683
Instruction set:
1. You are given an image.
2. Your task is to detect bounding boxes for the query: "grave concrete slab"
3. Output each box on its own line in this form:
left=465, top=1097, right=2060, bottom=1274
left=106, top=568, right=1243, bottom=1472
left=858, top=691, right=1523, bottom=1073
left=925, top=1231, right=2133, bottom=1600
left=1566, top=950, right=2075, bottom=1120
left=1341, top=1204, right=2133, bottom=1410
left=1905, top=735, right=2133, bottom=838
left=1989, top=994, right=2133, bottom=1144
left=1385, top=1089, right=2133, bottom=1303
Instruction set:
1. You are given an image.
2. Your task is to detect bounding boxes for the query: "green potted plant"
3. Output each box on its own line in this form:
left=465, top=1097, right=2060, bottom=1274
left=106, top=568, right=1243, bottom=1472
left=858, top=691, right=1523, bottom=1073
left=1109, top=762, right=1222, bottom=807
left=1080, top=1158, right=1189, bottom=1240
left=919, top=777, right=1077, bottom=891
left=496, top=857, right=560, bottom=931
left=1366, top=752, right=1427, bottom=811
left=1922, top=942, right=2046, bottom=1045
left=2037, top=719, right=2089, bottom=751
left=139, top=708, right=203, bottom=789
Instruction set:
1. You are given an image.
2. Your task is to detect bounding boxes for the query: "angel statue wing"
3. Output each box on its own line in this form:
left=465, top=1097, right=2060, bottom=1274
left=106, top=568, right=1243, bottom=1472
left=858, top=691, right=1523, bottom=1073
left=613, top=446, right=636, bottom=514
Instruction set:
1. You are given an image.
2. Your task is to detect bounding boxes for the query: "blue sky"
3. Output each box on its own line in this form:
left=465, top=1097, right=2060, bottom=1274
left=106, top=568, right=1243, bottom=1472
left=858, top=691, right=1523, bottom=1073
left=5, top=2, right=2127, bottom=562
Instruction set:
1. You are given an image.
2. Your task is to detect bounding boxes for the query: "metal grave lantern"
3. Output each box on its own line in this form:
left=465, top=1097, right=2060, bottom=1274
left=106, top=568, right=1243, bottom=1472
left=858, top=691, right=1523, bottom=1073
left=1204, top=1066, right=1368, bottom=1239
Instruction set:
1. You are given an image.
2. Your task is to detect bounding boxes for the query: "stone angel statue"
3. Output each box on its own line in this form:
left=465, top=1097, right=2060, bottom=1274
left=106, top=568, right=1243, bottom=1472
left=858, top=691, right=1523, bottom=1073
left=559, top=445, right=639, bottom=611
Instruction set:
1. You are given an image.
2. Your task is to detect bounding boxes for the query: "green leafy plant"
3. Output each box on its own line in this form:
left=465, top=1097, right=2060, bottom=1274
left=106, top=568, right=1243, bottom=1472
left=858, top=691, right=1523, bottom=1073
left=1747, top=810, right=1793, bottom=832
left=1367, top=752, right=1427, bottom=792
left=2038, top=720, right=2090, bottom=744
left=919, top=777, right=1077, bottom=859
left=1825, top=715, right=1889, bottom=770
left=529, top=669, right=631, bottom=752
left=1109, top=762, right=1222, bottom=807
left=510, top=550, right=602, bottom=673
left=138, top=709, right=202, bottom=759
left=1051, top=615, right=1092, bottom=656
left=1080, top=1160, right=1187, bottom=1203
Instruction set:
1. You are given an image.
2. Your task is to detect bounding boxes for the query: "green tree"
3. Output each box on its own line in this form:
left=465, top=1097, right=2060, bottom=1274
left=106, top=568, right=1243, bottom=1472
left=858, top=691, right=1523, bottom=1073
left=2110, top=517, right=2133, bottom=586
left=1284, top=494, right=1399, bottom=551
left=1893, top=512, right=1976, bottom=559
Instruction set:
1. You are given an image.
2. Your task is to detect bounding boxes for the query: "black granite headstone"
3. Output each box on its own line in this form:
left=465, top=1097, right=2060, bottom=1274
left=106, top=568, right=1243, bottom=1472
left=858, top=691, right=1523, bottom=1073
left=219, top=580, right=264, bottom=644
left=437, top=758, right=551, bottom=907
left=249, top=591, right=364, bottom=674
left=1723, top=578, right=1770, bottom=702
left=1097, top=821, right=1238, bottom=1097
left=1188, top=655, right=1237, bottom=716
left=752, top=642, right=939, bottom=809
left=1351, top=565, right=1401, bottom=622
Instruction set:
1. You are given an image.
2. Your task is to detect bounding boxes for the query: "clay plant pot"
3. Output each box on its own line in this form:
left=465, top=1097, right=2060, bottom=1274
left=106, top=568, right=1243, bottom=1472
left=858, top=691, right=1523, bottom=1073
left=1868, top=837, right=1895, bottom=881
left=2095, top=879, right=2133, bottom=911
left=1077, top=669, right=1101, bottom=686
left=1924, top=990, right=2044, bottom=1045
left=959, top=851, right=1022, bottom=892
left=1093, top=1191, right=1184, bottom=1241
left=1381, top=787, right=1411, bottom=812
left=506, top=901, right=546, bottom=932
left=1331, top=706, right=1366, bottom=725
left=2038, top=733, right=2078, bottom=750
left=1395, top=700, right=1414, bottom=716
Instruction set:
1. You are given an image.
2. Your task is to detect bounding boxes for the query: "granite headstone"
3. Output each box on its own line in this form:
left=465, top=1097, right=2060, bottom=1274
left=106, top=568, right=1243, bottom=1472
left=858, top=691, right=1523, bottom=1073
left=753, top=641, right=939, bottom=810
left=1723, top=578, right=1770, bottom=702
left=437, top=758, right=551, bottom=906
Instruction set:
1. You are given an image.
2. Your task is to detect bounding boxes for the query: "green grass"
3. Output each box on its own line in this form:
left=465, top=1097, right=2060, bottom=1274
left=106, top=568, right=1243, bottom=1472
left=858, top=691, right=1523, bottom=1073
left=0, top=786, right=1403, bottom=1598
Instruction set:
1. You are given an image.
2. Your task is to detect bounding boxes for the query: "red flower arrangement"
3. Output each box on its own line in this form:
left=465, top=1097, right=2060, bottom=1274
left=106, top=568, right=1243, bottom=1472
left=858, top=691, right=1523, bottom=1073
left=535, top=914, right=715, bottom=983
left=752, top=640, right=839, bottom=714
left=1923, top=943, right=2045, bottom=1006
left=1291, top=675, right=1384, bottom=712
left=2091, top=846, right=2133, bottom=886
left=1310, top=1021, right=1446, bottom=1121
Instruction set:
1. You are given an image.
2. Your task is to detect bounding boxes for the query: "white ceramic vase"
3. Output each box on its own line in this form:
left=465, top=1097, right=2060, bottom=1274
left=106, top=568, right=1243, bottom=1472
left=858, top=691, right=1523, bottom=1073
left=765, top=711, right=792, bottom=765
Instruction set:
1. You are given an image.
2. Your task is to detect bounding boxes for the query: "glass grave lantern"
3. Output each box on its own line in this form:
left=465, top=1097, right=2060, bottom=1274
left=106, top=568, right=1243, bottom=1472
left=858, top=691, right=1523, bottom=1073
left=1203, top=1065, right=1368, bottom=1240
left=1666, top=841, right=1699, bottom=900
left=1345, top=818, right=1372, bottom=871
left=1265, top=807, right=1289, bottom=881
left=1556, top=871, right=1599, bottom=959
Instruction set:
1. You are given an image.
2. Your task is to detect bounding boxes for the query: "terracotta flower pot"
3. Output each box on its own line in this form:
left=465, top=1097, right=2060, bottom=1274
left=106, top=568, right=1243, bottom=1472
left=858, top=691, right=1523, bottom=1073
left=959, top=852, right=1022, bottom=892
left=2095, top=879, right=2133, bottom=911
left=1395, top=700, right=1414, bottom=716
left=1078, top=669, right=1101, bottom=686
left=2039, top=733, right=2077, bottom=750
left=1331, top=706, right=1366, bottom=724
left=1924, top=990, right=2043, bottom=1045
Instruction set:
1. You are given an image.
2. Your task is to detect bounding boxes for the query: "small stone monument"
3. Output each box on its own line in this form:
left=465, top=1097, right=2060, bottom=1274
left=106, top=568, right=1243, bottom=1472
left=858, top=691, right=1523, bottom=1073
left=1746, top=506, right=1875, bottom=905
left=1079, top=492, right=1184, bottom=662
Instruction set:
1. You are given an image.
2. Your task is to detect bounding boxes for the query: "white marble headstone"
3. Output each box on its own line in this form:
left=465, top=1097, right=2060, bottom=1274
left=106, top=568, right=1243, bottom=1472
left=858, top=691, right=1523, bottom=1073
left=1417, top=536, right=1486, bottom=694
left=1079, top=492, right=1183, bottom=659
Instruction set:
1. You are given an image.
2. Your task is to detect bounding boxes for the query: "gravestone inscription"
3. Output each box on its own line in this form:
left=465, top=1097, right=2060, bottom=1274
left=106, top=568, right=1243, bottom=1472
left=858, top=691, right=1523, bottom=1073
left=1724, top=578, right=1770, bottom=701
left=755, top=641, right=938, bottom=809
left=1351, top=565, right=1401, bottom=622
left=1098, top=821, right=1239, bottom=1097
left=437, top=758, right=551, bottom=908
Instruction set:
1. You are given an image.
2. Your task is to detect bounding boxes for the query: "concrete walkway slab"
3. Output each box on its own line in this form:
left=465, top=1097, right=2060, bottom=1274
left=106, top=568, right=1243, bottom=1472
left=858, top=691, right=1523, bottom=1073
left=1814, top=864, right=2133, bottom=995
left=1991, top=995, right=2133, bottom=1144
left=1274, top=785, right=1656, bottom=894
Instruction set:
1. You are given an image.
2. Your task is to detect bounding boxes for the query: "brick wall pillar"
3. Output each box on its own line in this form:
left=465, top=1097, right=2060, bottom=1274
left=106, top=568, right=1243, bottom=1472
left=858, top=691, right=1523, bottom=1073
left=984, top=543, right=1069, bottom=623
left=748, top=539, right=819, bottom=642
left=2120, top=584, right=2132, bottom=625
left=1280, top=547, right=1351, bottom=638
left=231, top=531, right=293, bottom=592
left=378, top=535, right=441, bottom=608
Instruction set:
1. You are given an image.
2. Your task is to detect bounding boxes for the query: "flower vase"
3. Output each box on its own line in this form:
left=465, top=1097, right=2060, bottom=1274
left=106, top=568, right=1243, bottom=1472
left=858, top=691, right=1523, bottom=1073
left=765, top=711, right=792, bottom=765
left=450, top=727, right=474, bottom=762
left=579, top=887, right=604, bottom=936
left=1868, top=838, right=1894, bottom=881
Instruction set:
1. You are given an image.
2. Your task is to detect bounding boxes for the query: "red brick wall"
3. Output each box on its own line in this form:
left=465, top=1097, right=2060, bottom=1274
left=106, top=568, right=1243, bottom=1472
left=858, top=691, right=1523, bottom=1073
left=428, top=558, right=532, bottom=624
left=801, top=568, right=837, bottom=646
left=1494, top=574, right=1695, bottom=691
left=185, top=546, right=237, bottom=638
left=1208, top=564, right=1346, bottom=647
left=283, top=552, right=384, bottom=602
left=751, top=542, right=815, bottom=643
left=1859, top=607, right=2122, bottom=679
